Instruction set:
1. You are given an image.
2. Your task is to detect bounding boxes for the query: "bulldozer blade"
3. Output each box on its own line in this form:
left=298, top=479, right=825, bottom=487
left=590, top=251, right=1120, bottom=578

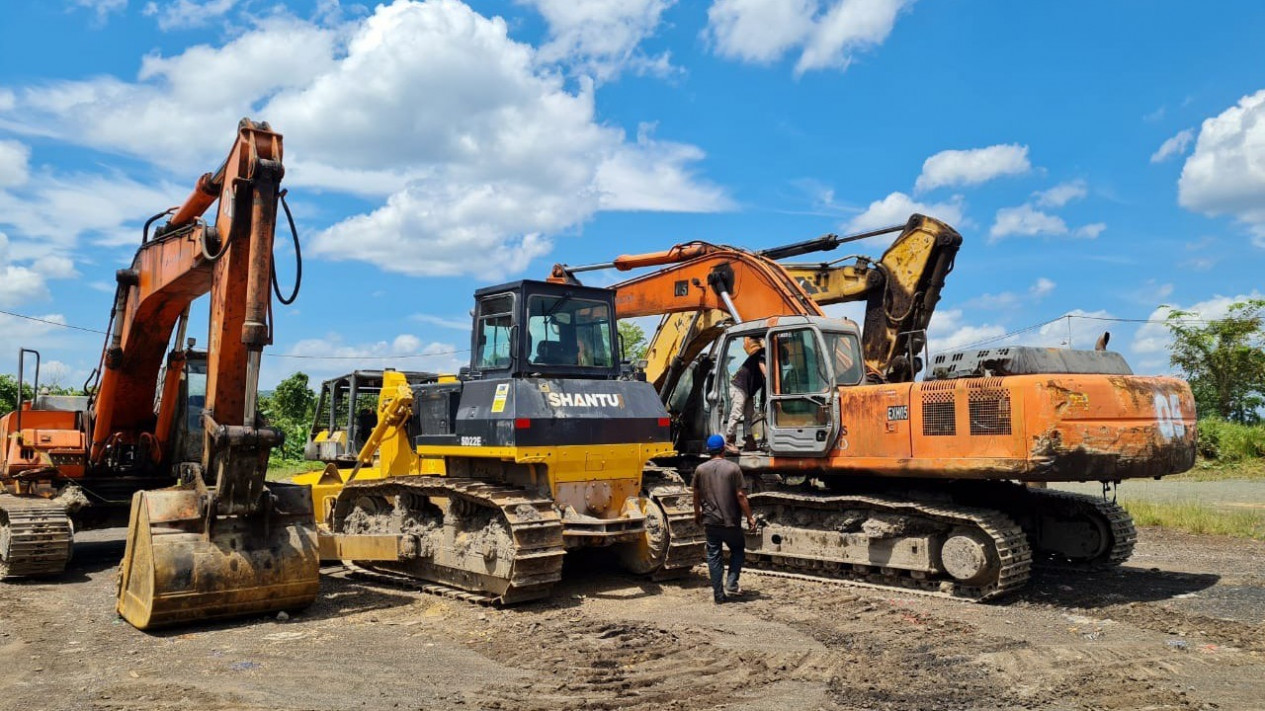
left=117, top=482, right=320, bottom=630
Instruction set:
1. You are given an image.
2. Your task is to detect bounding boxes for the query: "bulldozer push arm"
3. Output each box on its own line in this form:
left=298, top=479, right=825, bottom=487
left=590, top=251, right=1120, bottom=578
left=114, top=119, right=319, bottom=630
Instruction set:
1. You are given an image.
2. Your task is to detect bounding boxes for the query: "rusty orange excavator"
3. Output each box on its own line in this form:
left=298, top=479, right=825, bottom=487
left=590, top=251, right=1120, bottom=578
left=0, top=119, right=319, bottom=628
left=550, top=214, right=1196, bottom=600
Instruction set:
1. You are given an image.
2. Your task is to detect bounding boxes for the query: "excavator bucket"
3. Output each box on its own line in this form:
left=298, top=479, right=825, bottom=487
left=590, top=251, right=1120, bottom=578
left=117, top=482, right=320, bottom=630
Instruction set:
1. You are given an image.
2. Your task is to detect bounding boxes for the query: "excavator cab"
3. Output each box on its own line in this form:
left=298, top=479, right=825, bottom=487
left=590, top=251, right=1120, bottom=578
left=702, top=318, right=861, bottom=457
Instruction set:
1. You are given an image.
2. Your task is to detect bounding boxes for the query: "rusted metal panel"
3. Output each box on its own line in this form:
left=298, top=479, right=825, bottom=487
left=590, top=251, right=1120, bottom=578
left=759, top=372, right=1195, bottom=483
left=833, top=383, right=913, bottom=460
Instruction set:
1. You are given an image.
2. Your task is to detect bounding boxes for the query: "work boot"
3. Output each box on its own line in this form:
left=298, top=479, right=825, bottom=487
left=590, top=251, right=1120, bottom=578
left=742, top=435, right=758, bottom=452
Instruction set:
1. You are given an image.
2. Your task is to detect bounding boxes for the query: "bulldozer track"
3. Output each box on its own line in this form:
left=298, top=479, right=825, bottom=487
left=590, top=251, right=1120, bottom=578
left=0, top=494, right=73, bottom=579
left=644, top=470, right=705, bottom=578
left=332, top=477, right=566, bottom=605
left=745, top=490, right=1032, bottom=602
left=1024, top=488, right=1137, bottom=570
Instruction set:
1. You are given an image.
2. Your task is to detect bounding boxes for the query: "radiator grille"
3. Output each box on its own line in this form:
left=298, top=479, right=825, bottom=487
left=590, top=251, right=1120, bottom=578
left=922, top=399, right=956, bottom=436
left=968, top=389, right=1012, bottom=436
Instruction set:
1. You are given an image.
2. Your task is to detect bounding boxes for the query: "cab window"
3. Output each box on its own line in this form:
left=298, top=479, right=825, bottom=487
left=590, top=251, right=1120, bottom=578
left=823, top=331, right=864, bottom=386
left=772, top=329, right=830, bottom=395
left=527, top=295, right=614, bottom=368
left=475, top=293, right=514, bottom=370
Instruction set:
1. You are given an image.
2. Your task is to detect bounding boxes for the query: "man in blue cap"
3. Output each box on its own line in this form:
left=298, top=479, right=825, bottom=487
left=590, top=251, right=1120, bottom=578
left=693, top=434, right=757, bottom=603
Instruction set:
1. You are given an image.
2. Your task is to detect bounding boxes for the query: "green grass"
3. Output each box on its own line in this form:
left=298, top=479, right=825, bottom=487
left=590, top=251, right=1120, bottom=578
left=1123, top=499, right=1265, bottom=540
left=266, top=459, right=320, bottom=482
left=1196, top=418, right=1265, bottom=462
left=1171, top=456, right=1265, bottom=481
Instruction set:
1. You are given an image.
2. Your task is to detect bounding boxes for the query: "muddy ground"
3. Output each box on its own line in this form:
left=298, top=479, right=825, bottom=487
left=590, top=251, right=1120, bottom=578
left=0, top=526, right=1261, bottom=711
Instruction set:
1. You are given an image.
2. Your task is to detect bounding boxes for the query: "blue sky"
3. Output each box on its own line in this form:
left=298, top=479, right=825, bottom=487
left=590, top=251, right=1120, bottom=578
left=0, top=0, right=1262, bottom=389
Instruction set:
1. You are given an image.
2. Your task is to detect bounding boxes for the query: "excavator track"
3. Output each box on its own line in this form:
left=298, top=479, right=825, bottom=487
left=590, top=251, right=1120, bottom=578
left=744, top=490, right=1032, bottom=601
left=642, top=469, right=705, bottom=579
left=0, top=495, right=73, bottom=579
left=332, top=477, right=566, bottom=605
left=1022, top=488, right=1137, bottom=571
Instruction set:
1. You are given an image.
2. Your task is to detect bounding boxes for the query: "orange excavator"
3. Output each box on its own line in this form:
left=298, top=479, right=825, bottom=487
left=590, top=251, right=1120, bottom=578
left=0, top=119, right=319, bottom=628
left=550, top=214, right=1197, bottom=600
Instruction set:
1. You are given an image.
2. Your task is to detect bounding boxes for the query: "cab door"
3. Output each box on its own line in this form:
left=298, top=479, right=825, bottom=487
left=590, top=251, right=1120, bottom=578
left=765, top=326, right=839, bottom=456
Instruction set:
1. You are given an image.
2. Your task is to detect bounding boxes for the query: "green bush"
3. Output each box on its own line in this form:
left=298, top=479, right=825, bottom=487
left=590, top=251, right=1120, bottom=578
left=1196, top=418, right=1265, bottom=462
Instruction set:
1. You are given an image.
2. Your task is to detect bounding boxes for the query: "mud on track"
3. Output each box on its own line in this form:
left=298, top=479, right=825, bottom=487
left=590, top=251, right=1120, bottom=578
left=0, top=526, right=1261, bottom=711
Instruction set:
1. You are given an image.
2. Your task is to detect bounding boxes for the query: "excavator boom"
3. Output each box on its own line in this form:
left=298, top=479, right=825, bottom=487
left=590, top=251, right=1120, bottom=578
left=114, top=119, right=319, bottom=629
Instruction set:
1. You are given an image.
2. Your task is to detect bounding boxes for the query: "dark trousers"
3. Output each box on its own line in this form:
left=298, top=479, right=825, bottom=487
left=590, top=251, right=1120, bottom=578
left=705, top=525, right=745, bottom=601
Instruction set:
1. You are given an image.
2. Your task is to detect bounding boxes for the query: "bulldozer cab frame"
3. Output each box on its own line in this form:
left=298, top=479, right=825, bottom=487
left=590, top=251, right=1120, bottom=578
left=305, top=369, right=435, bottom=464
left=470, top=280, right=622, bottom=381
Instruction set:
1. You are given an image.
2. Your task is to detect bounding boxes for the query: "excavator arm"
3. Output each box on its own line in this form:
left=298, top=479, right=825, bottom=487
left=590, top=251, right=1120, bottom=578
left=780, top=214, right=961, bottom=382
left=113, top=119, right=319, bottom=630
left=555, top=214, right=960, bottom=387
left=550, top=242, right=823, bottom=392
left=91, top=119, right=283, bottom=491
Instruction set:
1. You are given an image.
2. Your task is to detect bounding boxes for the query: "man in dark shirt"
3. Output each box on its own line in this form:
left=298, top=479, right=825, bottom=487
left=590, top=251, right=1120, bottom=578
left=724, top=337, right=765, bottom=451
left=693, top=434, right=757, bottom=603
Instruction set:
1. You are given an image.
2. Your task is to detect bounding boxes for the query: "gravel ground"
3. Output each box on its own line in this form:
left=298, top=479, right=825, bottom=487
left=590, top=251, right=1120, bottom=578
left=0, top=524, right=1261, bottom=711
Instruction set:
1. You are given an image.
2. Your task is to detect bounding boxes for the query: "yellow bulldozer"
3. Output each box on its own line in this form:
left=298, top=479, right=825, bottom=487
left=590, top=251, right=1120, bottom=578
left=293, top=279, right=704, bottom=603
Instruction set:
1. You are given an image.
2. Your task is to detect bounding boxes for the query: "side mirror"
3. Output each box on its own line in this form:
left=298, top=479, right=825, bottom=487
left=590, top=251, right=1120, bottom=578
left=509, top=324, right=519, bottom=361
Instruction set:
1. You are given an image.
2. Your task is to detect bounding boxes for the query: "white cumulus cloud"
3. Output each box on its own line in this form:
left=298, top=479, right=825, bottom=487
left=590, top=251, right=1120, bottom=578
left=1178, top=89, right=1265, bottom=243
left=914, top=144, right=1031, bottom=193
left=143, top=0, right=239, bottom=31
left=706, top=0, right=915, bottom=76
left=0, top=0, right=730, bottom=278
left=1029, top=277, right=1055, bottom=298
left=265, top=332, right=466, bottom=387
left=70, top=0, right=127, bottom=21
left=845, top=191, right=964, bottom=232
left=989, top=204, right=1104, bottom=243
left=1033, top=179, right=1086, bottom=208
left=0, top=140, right=31, bottom=188
left=926, top=308, right=1005, bottom=354
left=989, top=204, right=1067, bottom=240
left=1132, top=291, right=1265, bottom=357
left=525, top=0, right=677, bottom=81
left=1150, top=127, right=1194, bottom=164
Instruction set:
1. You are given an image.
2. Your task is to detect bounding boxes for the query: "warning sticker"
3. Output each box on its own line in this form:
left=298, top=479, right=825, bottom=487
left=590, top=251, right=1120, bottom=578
left=491, top=382, right=510, bottom=413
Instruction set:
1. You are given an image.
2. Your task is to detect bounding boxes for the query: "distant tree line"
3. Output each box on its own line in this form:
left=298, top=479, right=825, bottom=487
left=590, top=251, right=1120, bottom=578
left=1165, top=298, right=1265, bottom=425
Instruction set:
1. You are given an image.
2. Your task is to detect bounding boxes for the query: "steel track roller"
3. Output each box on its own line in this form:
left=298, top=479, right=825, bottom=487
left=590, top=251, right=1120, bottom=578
left=330, top=477, right=566, bottom=605
left=0, top=495, right=73, bottom=579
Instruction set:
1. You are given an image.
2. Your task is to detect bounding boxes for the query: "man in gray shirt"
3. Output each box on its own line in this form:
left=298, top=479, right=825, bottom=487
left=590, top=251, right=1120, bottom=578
left=693, top=434, right=757, bottom=603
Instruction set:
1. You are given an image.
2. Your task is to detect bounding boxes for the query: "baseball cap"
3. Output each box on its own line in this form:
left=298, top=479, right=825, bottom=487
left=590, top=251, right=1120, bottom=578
left=706, top=434, right=726, bottom=453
